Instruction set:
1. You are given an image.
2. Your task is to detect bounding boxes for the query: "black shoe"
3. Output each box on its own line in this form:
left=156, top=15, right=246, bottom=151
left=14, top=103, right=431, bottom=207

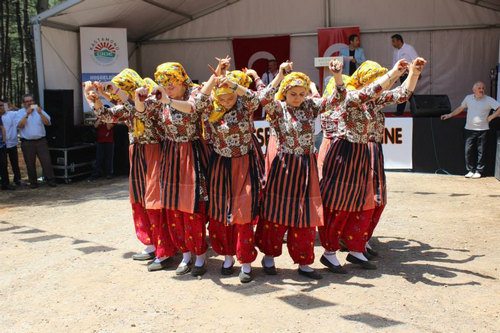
left=363, top=251, right=375, bottom=261
left=147, top=258, right=172, bottom=272
left=30, top=183, right=39, bottom=189
left=132, top=252, right=156, bottom=261
left=239, top=270, right=253, bottom=283
left=320, top=255, right=347, bottom=274
left=261, top=258, right=277, bottom=275
left=1, top=185, right=16, bottom=190
left=175, top=261, right=192, bottom=275
left=191, top=263, right=207, bottom=277
left=298, top=268, right=323, bottom=280
left=366, top=247, right=379, bottom=257
left=48, top=181, right=57, bottom=187
left=346, top=254, right=377, bottom=270
left=221, top=260, right=235, bottom=275
left=105, top=175, right=112, bottom=180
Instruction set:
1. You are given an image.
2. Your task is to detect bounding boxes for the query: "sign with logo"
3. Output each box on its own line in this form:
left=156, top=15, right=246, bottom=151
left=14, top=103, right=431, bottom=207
left=382, top=117, right=413, bottom=169
left=80, top=27, right=128, bottom=112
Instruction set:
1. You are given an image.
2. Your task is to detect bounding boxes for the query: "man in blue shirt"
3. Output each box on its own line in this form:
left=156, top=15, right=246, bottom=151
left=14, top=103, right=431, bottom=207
left=17, top=94, right=56, bottom=188
left=339, top=34, right=366, bottom=76
left=0, top=116, right=15, bottom=190
left=0, top=102, right=22, bottom=185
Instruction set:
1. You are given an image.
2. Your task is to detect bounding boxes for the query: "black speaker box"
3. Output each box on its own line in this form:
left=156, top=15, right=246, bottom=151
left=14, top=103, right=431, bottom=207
left=413, top=95, right=451, bottom=117
left=44, top=89, right=74, bottom=147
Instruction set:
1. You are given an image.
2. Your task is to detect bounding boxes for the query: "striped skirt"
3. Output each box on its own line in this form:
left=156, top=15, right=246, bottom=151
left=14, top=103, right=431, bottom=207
left=368, top=142, right=387, bottom=207
left=264, top=132, right=278, bottom=182
left=261, top=152, right=324, bottom=228
left=160, top=139, right=211, bottom=214
left=129, top=143, right=162, bottom=210
left=207, top=137, right=264, bottom=225
left=319, top=137, right=370, bottom=212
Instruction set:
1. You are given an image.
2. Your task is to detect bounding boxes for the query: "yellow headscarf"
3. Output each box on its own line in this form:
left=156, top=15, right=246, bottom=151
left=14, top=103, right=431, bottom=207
left=275, top=72, right=310, bottom=101
left=154, top=62, right=194, bottom=87
left=344, top=60, right=388, bottom=90
left=208, top=70, right=253, bottom=123
left=111, top=68, right=145, bottom=100
left=111, top=69, right=159, bottom=138
left=323, top=74, right=350, bottom=97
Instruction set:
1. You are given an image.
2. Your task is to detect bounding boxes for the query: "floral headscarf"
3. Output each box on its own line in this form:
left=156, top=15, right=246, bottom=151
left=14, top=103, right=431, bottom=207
left=323, top=74, right=350, bottom=97
left=344, top=60, right=388, bottom=90
left=275, top=72, right=310, bottom=101
left=154, top=62, right=194, bottom=87
left=209, top=70, right=253, bottom=123
left=111, top=68, right=145, bottom=100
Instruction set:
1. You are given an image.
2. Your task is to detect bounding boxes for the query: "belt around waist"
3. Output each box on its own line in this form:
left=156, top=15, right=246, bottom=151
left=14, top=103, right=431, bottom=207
left=20, top=137, right=45, bottom=142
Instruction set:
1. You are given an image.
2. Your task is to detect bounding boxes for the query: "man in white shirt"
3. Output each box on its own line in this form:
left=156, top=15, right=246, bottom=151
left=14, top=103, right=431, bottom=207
left=0, top=102, right=22, bottom=185
left=441, top=82, right=500, bottom=178
left=16, top=94, right=56, bottom=188
left=261, top=59, right=278, bottom=86
left=392, top=34, right=419, bottom=116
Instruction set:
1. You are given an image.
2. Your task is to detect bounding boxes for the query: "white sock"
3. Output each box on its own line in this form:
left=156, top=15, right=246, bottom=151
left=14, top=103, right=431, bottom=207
left=299, top=265, right=314, bottom=272
left=223, top=255, right=234, bottom=268
left=323, top=251, right=340, bottom=266
left=195, top=253, right=206, bottom=267
left=154, top=256, right=168, bottom=263
left=350, top=251, right=368, bottom=261
left=241, top=263, right=252, bottom=274
left=178, top=252, right=191, bottom=266
left=263, top=255, right=275, bottom=268
left=142, top=245, right=156, bottom=254
left=365, top=242, right=372, bottom=250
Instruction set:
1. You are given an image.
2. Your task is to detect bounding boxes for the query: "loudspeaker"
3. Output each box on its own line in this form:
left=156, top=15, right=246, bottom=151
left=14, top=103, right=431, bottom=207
left=44, top=89, right=74, bottom=147
left=412, top=95, right=451, bottom=117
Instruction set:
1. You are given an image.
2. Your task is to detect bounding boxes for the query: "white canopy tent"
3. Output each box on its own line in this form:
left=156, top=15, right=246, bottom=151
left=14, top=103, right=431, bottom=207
left=31, top=0, right=500, bottom=124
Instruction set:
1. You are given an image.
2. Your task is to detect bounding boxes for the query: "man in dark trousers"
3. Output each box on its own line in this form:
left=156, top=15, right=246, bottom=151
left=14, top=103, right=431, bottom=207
left=0, top=101, right=22, bottom=186
left=16, top=94, right=56, bottom=188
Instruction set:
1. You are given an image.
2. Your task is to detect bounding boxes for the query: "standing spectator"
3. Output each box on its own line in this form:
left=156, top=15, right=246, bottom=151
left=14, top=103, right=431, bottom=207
left=0, top=115, right=15, bottom=190
left=16, top=94, right=57, bottom=188
left=262, top=59, right=279, bottom=86
left=339, top=34, right=366, bottom=76
left=90, top=119, right=114, bottom=180
left=441, top=81, right=500, bottom=178
left=0, top=102, right=22, bottom=186
left=391, top=34, right=418, bottom=116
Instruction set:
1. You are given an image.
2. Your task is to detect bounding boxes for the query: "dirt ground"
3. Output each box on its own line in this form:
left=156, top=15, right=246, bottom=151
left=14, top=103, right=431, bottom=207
left=0, top=172, right=499, bottom=332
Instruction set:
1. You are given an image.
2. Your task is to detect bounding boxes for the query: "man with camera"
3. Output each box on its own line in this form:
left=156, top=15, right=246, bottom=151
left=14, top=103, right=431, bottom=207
left=17, top=94, right=56, bottom=188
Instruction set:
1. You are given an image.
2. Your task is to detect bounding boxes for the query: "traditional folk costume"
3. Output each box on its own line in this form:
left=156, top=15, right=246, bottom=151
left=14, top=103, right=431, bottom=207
left=144, top=62, right=211, bottom=276
left=94, top=69, right=176, bottom=269
left=256, top=72, right=346, bottom=279
left=365, top=84, right=413, bottom=249
left=318, top=61, right=389, bottom=270
left=194, top=71, right=264, bottom=282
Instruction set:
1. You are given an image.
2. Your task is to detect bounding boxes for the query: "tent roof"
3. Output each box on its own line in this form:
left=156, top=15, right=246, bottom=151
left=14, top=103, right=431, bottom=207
left=31, top=0, right=240, bottom=42
left=32, top=0, right=500, bottom=42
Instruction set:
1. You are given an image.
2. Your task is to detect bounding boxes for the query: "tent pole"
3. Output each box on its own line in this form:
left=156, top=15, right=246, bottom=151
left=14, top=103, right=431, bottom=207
left=325, top=0, right=330, bottom=27
left=33, top=21, right=45, bottom=108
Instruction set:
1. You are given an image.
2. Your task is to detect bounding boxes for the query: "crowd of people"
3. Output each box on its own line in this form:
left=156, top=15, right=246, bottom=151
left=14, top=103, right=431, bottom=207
left=81, top=52, right=426, bottom=283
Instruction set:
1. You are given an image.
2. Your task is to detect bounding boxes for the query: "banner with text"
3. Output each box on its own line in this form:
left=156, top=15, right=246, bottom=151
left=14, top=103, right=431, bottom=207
left=80, top=27, right=128, bottom=113
left=382, top=117, right=413, bottom=169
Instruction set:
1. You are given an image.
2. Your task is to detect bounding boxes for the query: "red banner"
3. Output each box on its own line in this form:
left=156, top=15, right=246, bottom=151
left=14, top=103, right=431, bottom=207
left=317, top=26, right=360, bottom=90
left=232, top=35, right=290, bottom=120
left=232, top=35, right=290, bottom=78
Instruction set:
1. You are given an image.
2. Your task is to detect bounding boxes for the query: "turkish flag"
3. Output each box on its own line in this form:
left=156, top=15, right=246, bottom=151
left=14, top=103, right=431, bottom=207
left=232, top=35, right=290, bottom=78
left=232, top=35, right=290, bottom=120
left=317, top=26, right=360, bottom=91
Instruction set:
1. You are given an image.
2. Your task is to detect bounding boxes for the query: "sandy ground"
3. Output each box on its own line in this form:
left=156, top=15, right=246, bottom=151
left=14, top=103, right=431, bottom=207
left=0, top=172, right=499, bottom=332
